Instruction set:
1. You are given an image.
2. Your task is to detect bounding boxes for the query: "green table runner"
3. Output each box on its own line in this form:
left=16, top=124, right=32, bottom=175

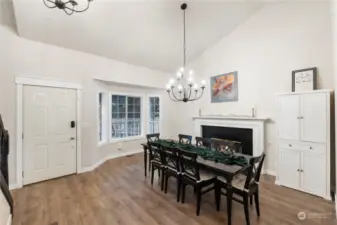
left=154, top=139, right=248, bottom=166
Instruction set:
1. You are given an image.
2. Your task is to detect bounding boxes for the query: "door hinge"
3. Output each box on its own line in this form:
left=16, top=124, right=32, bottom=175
left=22, top=171, right=24, bottom=178
left=22, top=133, right=24, bottom=139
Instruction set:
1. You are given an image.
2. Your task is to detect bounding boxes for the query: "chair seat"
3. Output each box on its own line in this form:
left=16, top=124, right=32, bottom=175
left=183, top=170, right=216, bottom=182
left=218, top=174, right=253, bottom=191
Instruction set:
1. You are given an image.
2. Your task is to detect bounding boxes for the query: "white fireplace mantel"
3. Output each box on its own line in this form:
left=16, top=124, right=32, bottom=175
left=193, top=116, right=268, bottom=157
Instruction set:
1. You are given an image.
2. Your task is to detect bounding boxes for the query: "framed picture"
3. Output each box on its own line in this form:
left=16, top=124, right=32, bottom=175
left=292, top=67, right=317, bottom=92
left=211, top=71, right=238, bottom=103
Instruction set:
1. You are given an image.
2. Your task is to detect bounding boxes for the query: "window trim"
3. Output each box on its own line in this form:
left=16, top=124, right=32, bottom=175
left=108, top=92, right=145, bottom=143
left=147, top=94, right=162, bottom=135
left=97, top=92, right=108, bottom=146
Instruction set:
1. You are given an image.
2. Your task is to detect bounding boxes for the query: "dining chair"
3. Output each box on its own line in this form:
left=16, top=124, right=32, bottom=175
left=162, top=145, right=182, bottom=202
left=195, top=137, right=211, bottom=149
left=178, top=134, right=192, bottom=145
left=216, top=153, right=266, bottom=225
left=146, top=133, right=160, bottom=172
left=179, top=149, right=217, bottom=216
left=146, top=133, right=160, bottom=142
left=211, top=138, right=242, bottom=154
left=148, top=141, right=165, bottom=190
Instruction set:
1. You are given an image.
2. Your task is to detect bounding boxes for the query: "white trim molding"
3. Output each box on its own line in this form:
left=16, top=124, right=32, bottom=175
left=193, top=117, right=267, bottom=157
left=80, top=149, right=143, bottom=173
left=15, top=77, right=82, bottom=90
left=15, top=76, right=82, bottom=189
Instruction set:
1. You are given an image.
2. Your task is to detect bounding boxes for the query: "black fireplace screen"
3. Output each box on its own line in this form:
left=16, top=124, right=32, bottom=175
left=202, top=125, right=253, bottom=156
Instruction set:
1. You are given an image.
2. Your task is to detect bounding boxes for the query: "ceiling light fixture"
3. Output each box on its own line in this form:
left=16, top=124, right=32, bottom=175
left=43, top=0, right=94, bottom=15
left=166, top=3, right=205, bottom=103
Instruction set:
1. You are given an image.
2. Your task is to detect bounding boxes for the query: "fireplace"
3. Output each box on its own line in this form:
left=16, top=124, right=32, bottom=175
left=202, top=125, right=253, bottom=155
left=193, top=116, right=267, bottom=157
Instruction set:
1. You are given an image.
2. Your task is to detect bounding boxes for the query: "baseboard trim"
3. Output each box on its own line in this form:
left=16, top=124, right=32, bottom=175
left=80, top=149, right=143, bottom=174
left=263, top=169, right=276, bottom=177
left=9, top=183, right=21, bottom=191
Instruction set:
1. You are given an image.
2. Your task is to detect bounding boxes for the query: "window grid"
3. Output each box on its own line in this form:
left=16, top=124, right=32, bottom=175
left=148, top=97, right=160, bottom=134
left=111, top=95, right=141, bottom=139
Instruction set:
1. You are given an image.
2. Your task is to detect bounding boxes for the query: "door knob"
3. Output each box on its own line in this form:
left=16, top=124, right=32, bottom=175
left=70, top=137, right=75, bottom=140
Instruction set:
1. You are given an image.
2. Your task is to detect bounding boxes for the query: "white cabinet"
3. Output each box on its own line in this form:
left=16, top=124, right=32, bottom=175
left=301, top=93, right=327, bottom=143
left=278, top=149, right=301, bottom=190
left=276, top=90, right=333, bottom=200
left=302, top=152, right=326, bottom=197
left=277, top=95, right=300, bottom=141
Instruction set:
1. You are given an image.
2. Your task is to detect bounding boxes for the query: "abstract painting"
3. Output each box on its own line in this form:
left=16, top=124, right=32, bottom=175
left=211, top=71, right=238, bottom=103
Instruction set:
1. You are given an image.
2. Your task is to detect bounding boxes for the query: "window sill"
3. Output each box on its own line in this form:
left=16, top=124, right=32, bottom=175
left=110, top=136, right=145, bottom=143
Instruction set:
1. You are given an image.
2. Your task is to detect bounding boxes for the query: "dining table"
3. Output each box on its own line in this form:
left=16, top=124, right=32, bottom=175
left=141, top=139, right=253, bottom=225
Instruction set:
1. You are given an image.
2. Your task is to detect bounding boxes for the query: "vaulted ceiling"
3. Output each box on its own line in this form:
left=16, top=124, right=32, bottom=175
left=11, top=0, right=263, bottom=72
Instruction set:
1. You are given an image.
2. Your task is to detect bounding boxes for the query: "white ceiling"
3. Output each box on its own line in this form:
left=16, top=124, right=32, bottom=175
left=12, top=0, right=263, bottom=72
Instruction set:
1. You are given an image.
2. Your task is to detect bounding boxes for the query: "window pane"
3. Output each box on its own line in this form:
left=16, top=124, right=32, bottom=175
left=148, top=97, right=160, bottom=134
left=111, top=95, right=142, bottom=139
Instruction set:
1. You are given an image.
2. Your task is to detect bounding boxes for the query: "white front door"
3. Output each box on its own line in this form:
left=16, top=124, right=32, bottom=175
left=23, top=85, right=77, bottom=185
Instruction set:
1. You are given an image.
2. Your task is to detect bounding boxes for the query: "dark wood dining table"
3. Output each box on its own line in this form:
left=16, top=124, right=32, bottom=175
left=141, top=142, right=253, bottom=225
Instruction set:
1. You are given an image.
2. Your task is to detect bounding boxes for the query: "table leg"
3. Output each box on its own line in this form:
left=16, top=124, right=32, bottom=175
left=143, top=146, right=147, bottom=177
left=227, top=183, right=233, bottom=225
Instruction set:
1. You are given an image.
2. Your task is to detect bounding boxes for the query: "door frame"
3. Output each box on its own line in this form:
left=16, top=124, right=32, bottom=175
left=15, top=77, right=82, bottom=188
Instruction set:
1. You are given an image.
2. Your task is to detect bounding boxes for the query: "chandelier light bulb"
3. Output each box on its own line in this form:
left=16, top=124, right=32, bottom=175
left=188, top=77, right=193, bottom=84
left=193, top=83, right=198, bottom=89
left=177, top=72, right=182, bottom=79
left=166, top=83, right=171, bottom=90
left=178, top=84, right=183, bottom=90
left=180, top=67, right=185, bottom=72
left=201, top=80, right=206, bottom=87
left=169, top=78, right=175, bottom=84
left=189, top=70, right=194, bottom=75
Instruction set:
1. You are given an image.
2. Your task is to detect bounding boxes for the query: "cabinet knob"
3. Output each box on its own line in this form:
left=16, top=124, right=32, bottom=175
left=297, top=169, right=300, bottom=172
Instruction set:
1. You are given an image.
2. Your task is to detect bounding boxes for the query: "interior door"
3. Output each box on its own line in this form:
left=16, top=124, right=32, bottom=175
left=277, top=95, right=300, bottom=141
left=301, top=152, right=326, bottom=197
left=23, top=85, right=77, bottom=185
left=301, top=93, right=327, bottom=143
left=278, top=149, right=301, bottom=190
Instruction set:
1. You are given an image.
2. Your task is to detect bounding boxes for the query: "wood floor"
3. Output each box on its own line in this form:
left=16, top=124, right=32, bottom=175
left=11, top=153, right=335, bottom=225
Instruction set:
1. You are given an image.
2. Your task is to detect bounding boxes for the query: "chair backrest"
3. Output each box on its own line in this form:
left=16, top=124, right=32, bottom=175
left=161, top=145, right=180, bottom=172
left=178, top=134, right=192, bottom=145
left=195, top=137, right=211, bottom=149
left=148, top=141, right=163, bottom=163
left=211, top=138, right=242, bottom=154
left=179, top=149, right=200, bottom=180
left=244, top=153, right=266, bottom=190
left=146, top=133, right=160, bottom=142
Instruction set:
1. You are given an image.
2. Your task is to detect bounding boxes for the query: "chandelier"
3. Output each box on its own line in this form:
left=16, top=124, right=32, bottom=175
left=166, top=3, right=205, bottom=103
left=43, top=0, right=93, bottom=15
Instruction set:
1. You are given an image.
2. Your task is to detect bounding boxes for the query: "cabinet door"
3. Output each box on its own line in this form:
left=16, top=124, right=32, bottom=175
left=277, top=95, right=300, bottom=140
left=279, top=149, right=301, bottom=190
left=301, top=152, right=326, bottom=197
left=301, top=93, right=327, bottom=143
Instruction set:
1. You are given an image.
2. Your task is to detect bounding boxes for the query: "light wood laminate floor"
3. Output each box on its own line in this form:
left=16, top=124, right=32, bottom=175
left=11, top=153, right=335, bottom=225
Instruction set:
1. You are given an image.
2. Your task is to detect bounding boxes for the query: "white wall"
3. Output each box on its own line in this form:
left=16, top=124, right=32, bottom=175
left=181, top=2, right=334, bottom=173
left=0, top=24, right=176, bottom=185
